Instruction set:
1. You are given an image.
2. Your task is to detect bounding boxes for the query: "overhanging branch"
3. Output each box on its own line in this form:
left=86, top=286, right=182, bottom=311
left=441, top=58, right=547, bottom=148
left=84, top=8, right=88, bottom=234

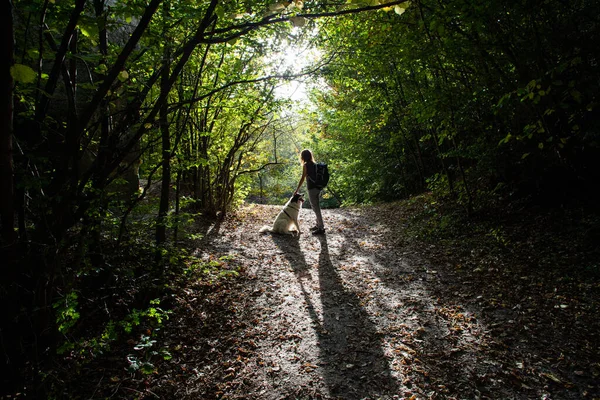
left=237, top=162, right=285, bottom=176
left=202, top=1, right=409, bottom=44
left=169, top=52, right=335, bottom=109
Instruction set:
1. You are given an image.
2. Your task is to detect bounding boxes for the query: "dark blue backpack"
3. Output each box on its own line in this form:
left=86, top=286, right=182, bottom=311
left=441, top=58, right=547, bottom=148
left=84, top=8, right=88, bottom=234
left=311, top=162, right=330, bottom=189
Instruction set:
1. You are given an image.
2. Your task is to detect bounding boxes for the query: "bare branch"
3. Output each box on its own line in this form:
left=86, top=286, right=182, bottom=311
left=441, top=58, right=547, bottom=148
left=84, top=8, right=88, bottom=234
left=169, top=52, right=336, bottom=109
left=237, top=162, right=285, bottom=176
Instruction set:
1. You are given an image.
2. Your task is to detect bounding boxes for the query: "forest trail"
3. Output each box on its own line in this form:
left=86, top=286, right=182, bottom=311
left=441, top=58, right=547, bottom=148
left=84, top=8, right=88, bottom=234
left=150, top=203, right=597, bottom=400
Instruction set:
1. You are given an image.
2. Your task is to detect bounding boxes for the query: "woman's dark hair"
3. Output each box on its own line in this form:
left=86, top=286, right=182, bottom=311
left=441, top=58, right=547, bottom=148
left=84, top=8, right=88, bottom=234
left=300, top=149, right=315, bottom=164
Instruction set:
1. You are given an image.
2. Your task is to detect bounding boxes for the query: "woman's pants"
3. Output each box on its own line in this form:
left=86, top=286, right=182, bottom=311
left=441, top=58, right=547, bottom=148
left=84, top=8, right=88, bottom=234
left=308, top=188, right=324, bottom=229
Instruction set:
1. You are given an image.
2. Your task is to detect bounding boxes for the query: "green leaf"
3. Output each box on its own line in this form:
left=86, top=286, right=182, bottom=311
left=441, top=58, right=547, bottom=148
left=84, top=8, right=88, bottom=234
left=79, top=23, right=99, bottom=40
left=118, top=70, right=129, bottom=82
left=11, top=64, right=37, bottom=83
left=394, top=6, right=405, bottom=15
left=499, top=133, right=512, bottom=145
left=215, top=5, right=225, bottom=20
left=95, top=64, right=108, bottom=74
left=394, top=2, right=411, bottom=15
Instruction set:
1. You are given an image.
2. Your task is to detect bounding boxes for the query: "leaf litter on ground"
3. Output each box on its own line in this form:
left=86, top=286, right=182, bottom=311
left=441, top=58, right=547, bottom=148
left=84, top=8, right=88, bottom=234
left=60, top=197, right=600, bottom=399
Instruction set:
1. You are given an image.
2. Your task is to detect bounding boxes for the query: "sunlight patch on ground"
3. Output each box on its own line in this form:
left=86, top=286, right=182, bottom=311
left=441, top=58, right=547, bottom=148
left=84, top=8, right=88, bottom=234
left=214, top=205, right=493, bottom=397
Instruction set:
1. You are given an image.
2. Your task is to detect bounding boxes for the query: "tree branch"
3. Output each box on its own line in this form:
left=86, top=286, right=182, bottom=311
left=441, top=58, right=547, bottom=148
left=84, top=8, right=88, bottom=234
left=202, top=1, right=409, bottom=44
left=237, top=162, right=284, bottom=176
left=73, top=0, right=163, bottom=143
left=35, top=0, right=86, bottom=122
left=169, top=52, right=335, bottom=109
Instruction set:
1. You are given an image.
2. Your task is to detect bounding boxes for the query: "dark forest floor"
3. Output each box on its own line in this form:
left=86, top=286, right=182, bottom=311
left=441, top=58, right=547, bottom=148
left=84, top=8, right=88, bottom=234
left=58, top=195, right=600, bottom=399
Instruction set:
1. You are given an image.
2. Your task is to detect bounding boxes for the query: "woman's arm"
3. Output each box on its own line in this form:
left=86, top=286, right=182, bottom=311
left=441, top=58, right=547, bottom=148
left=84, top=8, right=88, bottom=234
left=294, top=164, right=307, bottom=194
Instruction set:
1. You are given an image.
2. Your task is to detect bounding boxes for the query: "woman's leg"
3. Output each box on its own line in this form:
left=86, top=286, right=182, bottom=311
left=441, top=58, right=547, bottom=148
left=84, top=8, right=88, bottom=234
left=308, top=188, right=324, bottom=229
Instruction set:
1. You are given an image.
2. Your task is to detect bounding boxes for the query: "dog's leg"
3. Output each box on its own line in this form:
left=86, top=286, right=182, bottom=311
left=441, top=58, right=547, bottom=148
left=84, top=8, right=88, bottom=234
left=293, top=219, right=301, bottom=234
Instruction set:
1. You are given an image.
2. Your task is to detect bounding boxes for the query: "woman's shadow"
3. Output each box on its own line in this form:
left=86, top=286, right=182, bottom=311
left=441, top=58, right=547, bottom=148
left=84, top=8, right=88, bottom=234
left=273, top=233, right=396, bottom=398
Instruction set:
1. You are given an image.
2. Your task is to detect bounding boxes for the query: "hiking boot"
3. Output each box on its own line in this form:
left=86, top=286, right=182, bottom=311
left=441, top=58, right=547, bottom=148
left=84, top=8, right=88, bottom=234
left=311, top=228, right=326, bottom=235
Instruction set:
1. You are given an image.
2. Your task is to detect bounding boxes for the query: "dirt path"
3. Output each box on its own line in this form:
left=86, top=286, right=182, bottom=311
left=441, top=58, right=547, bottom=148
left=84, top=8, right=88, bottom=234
left=149, top=203, right=598, bottom=400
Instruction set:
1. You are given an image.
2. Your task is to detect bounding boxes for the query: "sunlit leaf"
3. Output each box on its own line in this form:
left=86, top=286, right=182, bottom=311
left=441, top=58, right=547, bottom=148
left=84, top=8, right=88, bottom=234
left=10, top=64, right=37, bottom=84
left=394, top=1, right=410, bottom=15
left=394, top=5, right=406, bottom=15
left=118, top=70, right=129, bottom=82
left=95, top=64, right=108, bottom=74
left=215, top=5, right=225, bottom=20
left=79, top=23, right=99, bottom=39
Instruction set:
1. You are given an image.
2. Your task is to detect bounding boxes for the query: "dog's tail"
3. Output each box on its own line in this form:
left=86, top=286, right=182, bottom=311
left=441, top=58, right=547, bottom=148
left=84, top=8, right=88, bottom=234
left=259, top=226, right=271, bottom=234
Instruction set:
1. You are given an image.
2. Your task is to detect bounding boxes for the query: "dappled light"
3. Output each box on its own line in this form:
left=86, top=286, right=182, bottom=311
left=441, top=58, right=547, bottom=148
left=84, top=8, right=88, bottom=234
left=80, top=201, right=597, bottom=399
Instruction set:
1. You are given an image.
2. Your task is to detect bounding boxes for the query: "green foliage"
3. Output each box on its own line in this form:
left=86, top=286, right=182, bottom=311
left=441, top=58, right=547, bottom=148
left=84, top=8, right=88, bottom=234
left=10, top=64, right=37, bottom=83
left=53, top=292, right=80, bottom=335
left=126, top=334, right=172, bottom=375
left=184, top=254, right=241, bottom=282
left=487, top=227, right=510, bottom=247
left=56, top=298, right=171, bottom=359
left=309, top=0, right=600, bottom=208
left=122, top=299, right=172, bottom=334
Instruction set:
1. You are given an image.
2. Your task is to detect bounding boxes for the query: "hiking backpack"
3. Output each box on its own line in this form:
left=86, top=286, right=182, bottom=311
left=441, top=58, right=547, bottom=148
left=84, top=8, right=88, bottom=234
left=310, top=162, right=330, bottom=189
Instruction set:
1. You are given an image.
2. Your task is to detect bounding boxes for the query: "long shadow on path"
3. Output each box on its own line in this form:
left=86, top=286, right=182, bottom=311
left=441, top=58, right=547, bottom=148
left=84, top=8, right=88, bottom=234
left=273, top=233, right=397, bottom=399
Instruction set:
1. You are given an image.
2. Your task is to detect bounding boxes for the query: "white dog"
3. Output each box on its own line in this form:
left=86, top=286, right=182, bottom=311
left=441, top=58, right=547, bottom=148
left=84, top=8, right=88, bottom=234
left=259, top=193, right=304, bottom=235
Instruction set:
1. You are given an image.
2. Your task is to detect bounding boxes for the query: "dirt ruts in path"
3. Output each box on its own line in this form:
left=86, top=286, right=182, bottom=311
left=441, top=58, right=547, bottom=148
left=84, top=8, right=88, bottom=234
left=162, top=203, right=597, bottom=400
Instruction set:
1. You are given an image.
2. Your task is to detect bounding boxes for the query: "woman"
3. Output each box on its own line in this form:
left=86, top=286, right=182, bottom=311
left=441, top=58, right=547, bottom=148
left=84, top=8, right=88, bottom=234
left=294, top=149, right=325, bottom=235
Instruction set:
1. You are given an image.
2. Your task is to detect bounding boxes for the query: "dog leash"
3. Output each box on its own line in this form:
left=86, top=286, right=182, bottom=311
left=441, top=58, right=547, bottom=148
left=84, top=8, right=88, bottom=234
left=283, top=205, right=299, bottom=220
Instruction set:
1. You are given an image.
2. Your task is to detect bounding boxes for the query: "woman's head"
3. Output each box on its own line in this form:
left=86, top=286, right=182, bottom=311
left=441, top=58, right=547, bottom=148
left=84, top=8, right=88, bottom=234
left=300, top=149, right=314, bottom=164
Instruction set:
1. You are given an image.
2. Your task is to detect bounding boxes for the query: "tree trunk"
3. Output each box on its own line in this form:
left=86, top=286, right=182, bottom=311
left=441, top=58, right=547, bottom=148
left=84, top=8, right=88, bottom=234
left=0, top=6, right=20, bottom=393
left=155, top=2, right=171, bottom=250
left=155, top=94, right=171, bottom=249
left=173, top=169, right=181, bottom=243
left=0, top=0, right=16, bottom=250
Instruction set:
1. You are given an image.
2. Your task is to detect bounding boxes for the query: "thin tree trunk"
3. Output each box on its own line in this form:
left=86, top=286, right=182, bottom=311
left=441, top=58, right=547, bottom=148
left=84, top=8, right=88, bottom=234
left=173, top=169, right=181, bottom=243
left=0, top=0, right=16, bottom=250
left=155, top=3, right=171, bottom=250
left=35, top=0, right=86, bottom=123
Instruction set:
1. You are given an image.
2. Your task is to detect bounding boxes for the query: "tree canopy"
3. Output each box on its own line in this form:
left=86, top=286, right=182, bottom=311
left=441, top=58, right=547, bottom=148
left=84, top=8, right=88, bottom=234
left=309, top=0, right=600, bottom=208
